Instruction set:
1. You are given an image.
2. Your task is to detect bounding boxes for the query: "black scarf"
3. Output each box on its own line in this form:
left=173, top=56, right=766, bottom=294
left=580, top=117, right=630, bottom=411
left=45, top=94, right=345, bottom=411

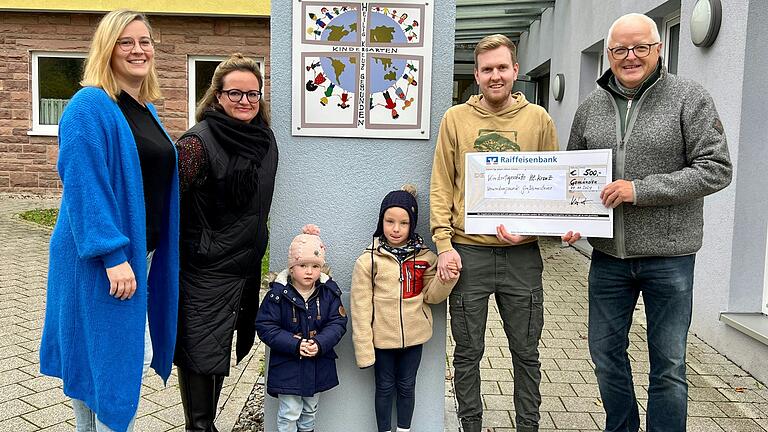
left=202, top=109, right=272, bottom=208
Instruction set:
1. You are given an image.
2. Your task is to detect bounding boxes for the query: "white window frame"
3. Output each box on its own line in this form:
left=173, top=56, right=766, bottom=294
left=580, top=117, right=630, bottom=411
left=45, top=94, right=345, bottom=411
left=187, top=55, right=264, bottom=127
left=29, top=51, right=87, bottom=136
left=663, top=13, right=681, bottom=70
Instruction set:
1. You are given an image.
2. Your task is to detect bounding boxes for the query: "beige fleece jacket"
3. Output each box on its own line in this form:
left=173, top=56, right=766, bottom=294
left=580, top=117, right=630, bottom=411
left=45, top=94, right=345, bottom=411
left=430, top=92, right=559, bottom=253
left=350, top=240, right=457, bottom=368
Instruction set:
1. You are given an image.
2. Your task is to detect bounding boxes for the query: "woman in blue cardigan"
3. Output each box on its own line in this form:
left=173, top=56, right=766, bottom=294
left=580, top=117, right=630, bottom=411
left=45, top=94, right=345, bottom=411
left=39, top=9, right=179, bottom=432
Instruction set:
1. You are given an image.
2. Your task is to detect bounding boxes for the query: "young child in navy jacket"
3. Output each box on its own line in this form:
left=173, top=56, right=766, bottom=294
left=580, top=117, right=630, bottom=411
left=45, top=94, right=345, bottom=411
left=256, top=224, right=347, bottom=432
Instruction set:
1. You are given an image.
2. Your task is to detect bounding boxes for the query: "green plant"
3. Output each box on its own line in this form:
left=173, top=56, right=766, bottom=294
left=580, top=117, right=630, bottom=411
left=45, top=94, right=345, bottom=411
left=19, top=208, right=59, bottom=228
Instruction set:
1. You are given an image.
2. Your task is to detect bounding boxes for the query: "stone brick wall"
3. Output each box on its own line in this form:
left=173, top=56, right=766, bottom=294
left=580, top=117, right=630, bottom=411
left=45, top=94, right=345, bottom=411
left=0, top=11, right=270, bottom=194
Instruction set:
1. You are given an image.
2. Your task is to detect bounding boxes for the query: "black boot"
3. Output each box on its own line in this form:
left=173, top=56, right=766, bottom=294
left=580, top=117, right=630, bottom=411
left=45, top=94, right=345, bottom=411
left=460, top=416, right=483, bottom=432
left=178, top=367, right=222, bottom=432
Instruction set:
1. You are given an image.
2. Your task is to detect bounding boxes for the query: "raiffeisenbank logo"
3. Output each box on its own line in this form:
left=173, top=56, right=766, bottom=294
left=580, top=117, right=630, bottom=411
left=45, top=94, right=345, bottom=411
left=485, top=154, right=558, bottom=165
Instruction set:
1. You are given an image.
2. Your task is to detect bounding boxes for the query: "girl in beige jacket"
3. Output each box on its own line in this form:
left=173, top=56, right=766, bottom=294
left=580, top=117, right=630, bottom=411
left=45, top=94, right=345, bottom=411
left=351, top=185, right=458, bottom=432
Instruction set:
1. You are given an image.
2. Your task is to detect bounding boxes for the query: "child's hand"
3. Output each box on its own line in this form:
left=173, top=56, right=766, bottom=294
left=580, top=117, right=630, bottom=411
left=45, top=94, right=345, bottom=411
left=445, top=261, right=461, bottom=280
left=299, top=339, right=313, bottom=357
left=305, top=339, right=319, bottom=357
left=299, top=339, right=319, bottom=357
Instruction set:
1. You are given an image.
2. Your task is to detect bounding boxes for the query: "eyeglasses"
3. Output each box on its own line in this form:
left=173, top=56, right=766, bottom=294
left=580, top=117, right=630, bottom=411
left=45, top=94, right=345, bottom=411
left=219, top=89, right=262, bottom=104
left=607, top=42, right=660, bottom=60
left=115, top=37, right=154, bottom=52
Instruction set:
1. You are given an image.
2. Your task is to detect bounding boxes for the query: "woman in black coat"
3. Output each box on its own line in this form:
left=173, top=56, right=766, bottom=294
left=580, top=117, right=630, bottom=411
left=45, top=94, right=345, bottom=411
left=175, top=53, right=278, bottom=432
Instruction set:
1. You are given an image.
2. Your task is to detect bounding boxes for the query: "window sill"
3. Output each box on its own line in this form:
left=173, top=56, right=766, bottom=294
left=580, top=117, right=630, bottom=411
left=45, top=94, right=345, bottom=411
left=719, top=312, right=768, bottom=346
left=27, top=129, right=58, bottom=137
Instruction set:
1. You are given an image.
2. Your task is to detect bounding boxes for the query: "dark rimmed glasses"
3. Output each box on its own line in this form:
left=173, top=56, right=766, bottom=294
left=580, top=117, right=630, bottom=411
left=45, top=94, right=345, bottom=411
left=115, top=37, right=154, bottom=52
left=607, top=42, right=660, bottom=60
left=219, top=89, right=262, bottom=104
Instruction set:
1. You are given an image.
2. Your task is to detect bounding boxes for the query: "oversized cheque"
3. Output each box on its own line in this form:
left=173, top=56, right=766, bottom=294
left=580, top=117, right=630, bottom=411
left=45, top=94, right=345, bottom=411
left=464, top=149, right=613, bottom=237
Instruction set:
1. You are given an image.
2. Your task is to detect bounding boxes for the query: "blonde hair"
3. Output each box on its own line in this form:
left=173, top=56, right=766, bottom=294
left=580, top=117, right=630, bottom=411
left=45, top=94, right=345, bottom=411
left=81, top=9, right=161, bottom=102
left=195, top=53, right=270, bottom=126
left=474, top=34, right=518, bottom=68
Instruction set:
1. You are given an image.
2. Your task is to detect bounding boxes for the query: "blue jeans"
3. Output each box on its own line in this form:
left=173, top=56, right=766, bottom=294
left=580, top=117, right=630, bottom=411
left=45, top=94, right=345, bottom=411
left=588, top=250, right=694, bottom=432
left=73, top=252, right=155, bottom=432
left=277, top=394, right=319, bottom=432
left=374, top=345, right=423, bottom=432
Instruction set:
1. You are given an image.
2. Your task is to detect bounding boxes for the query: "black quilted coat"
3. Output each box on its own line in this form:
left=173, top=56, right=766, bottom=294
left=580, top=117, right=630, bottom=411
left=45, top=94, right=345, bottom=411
left=174, top=120, right=278, bottom=375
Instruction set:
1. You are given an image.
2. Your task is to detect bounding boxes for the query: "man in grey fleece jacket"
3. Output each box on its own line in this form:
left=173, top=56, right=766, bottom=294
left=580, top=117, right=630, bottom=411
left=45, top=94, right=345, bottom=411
left=565, top=13, right=732, bottom=432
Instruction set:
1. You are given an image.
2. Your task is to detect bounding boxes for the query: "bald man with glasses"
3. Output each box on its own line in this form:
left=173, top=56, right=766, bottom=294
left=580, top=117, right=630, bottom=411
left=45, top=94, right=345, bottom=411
left=564, top=13, right=732, bottom=432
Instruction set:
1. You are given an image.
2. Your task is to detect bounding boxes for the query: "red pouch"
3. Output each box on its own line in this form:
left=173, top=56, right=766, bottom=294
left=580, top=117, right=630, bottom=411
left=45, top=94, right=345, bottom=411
left=402, top=260, right=429, bottom=299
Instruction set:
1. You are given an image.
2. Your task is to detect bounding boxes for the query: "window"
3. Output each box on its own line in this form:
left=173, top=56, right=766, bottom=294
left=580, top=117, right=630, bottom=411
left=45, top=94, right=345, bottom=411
left=578, top=39, right=606, bottom=103
left=663, top=14, right=680, bottom=75
left=188, top=56, right=264, bottom=127
left=30, top=52, right=87, bottom=136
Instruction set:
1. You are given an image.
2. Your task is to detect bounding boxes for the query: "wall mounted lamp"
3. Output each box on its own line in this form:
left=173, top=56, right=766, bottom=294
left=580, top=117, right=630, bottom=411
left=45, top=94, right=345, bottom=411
left=552, top=73, right=565, bottom=101
left=690, top=0, right=722, bottom=47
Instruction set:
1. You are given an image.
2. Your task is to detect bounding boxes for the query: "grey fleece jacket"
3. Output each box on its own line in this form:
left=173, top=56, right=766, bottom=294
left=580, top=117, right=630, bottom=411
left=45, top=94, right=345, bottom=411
left=567, top=66, right=732, bottom=258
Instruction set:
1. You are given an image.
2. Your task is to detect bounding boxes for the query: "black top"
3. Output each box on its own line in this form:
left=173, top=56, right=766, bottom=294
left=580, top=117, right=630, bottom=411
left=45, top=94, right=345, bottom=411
left=117, top=91, right=175, bottom=252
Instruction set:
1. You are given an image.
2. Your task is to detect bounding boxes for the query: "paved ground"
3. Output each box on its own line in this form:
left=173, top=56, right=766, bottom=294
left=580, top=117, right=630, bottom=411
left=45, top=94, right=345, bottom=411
left=444, top=239, right=768, bottom=432
left=3, top=193, right=768, bottom=431
left=0, top=194, right=262, bottom=432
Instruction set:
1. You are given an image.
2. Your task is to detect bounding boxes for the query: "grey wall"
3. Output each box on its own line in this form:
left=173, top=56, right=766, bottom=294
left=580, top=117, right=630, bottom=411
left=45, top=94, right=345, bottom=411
left=517, top=0, right=668, bottom=148
left=517, top=0, right=768, bottom=384
left=726, top=0, right=768, bottom=314
left=266, top=1, right=456, bottom=430
left=684, top=0, right=768, bottom=382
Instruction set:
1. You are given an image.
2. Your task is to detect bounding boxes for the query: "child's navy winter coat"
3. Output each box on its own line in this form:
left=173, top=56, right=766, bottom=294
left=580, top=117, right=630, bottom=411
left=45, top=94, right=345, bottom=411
left=255, top=270, right=348, bottom=397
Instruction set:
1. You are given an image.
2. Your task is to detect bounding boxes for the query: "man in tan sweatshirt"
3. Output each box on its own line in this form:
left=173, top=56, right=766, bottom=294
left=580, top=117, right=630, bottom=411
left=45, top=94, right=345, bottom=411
left=430, top=34, right=557, bottom=432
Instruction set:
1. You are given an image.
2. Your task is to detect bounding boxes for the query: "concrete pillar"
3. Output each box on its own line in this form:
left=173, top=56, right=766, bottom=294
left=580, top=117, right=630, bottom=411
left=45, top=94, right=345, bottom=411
left=266, top=1, right=456, bottom=429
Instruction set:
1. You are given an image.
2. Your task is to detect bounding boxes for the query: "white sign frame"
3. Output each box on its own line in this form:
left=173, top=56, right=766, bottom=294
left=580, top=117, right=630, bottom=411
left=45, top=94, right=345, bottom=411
left=464, top=150, right=614, bottom=238
left=291, top=1, right=434, bottom=139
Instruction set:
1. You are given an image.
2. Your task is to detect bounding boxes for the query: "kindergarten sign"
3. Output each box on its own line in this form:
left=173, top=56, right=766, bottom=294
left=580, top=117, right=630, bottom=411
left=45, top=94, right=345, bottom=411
left=291, top=1, right=434, bottom=139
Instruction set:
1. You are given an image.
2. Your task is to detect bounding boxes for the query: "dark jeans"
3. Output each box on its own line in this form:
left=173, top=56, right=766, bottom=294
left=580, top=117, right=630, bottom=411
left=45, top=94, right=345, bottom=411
left=450, top=243, right=544, bottom=432
left=588, top=250, right=695, bottom=432
left=374, top=345, right=423, bottom=432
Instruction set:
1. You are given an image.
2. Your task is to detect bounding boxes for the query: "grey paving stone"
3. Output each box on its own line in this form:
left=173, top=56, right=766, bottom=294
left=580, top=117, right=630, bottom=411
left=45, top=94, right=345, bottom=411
left=718, top=387, right=767, bottom=403
left=544, top=370, right=586, bottom=384
left=560, top=396, right=605, bottom=413
left=689, top=387, right=730, bottom=402
left=687, top=400, right=727, bottom=417
left=20, top=375, right=63, bottom=393
left=0, top=416, right=38, bottom=432
left=151, top=405, right=186, bottom=428
left=480, top=368, right=513, bottom=382
left=715, top=401, right=766, bottom=418
left=20, top=388, right=69, bottom=409
left=483, top=394, right=515, bottom=410
left=0, top=383, right=35, bottom=403
left=539, top=396, right=567, bottom=412
left=539, top=382, right=577, bottom=397
left=481, top=380, right=501, bottom=395
left=481, top=409, right=511, bottom=427
left=569, top=382, right=600, bottom=398
left=20, top=402, right=74, bottom=428
left=687, top=416, right=726, bottom=432
left=713, top=417, right=765, bottom=432
left=37, top=423, right=75, bottom=432
left=553, top=358, right=593, bottom=371
left=133, top=414, right=173, bottom=432
left=0, top=399, right=36, bottom=421
left=549, top=411, right=599, bottom=429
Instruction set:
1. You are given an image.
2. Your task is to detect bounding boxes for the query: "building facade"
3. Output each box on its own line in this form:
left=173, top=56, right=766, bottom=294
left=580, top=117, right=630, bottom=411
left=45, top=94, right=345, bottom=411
left=512, top=0, right=768, bottom=383
left=0, top=1, right=270, bottom=193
